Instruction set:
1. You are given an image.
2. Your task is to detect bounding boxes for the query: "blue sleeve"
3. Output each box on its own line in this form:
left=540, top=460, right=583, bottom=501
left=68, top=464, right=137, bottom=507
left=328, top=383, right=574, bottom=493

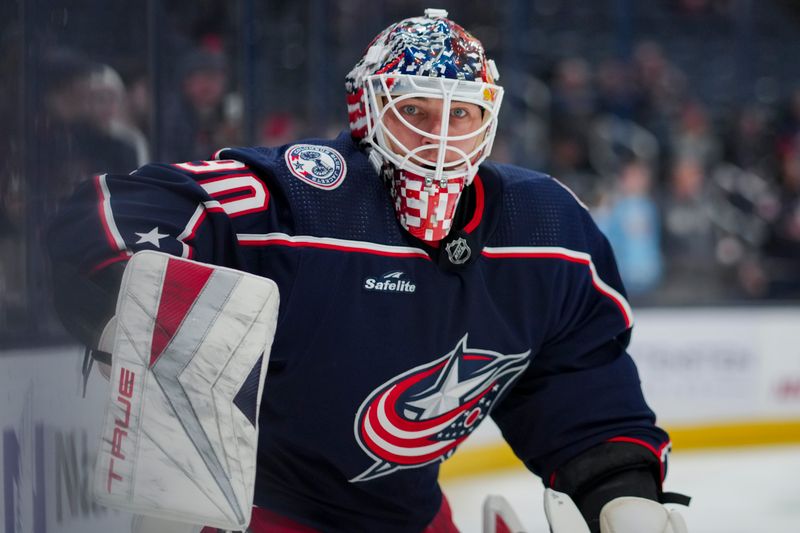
left=490, top=202, right=670, bottom=485
left=47, top=161, right=263, bottom=276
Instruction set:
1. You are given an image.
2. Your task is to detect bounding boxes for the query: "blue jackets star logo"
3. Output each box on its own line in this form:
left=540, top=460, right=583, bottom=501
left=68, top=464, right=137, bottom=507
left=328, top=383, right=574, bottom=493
left=134, top=226, right=168, bottom=248
left=351, top=334, right=530, bottom=482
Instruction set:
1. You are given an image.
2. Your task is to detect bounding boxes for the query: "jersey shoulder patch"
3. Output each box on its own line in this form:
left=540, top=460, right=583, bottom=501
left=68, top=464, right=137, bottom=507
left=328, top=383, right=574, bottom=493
left=284, top=143, right=347, bottom=190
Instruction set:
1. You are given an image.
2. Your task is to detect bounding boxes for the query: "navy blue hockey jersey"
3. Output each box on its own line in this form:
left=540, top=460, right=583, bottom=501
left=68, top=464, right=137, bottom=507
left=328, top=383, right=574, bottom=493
left=48, top=132, right=670, bottom=532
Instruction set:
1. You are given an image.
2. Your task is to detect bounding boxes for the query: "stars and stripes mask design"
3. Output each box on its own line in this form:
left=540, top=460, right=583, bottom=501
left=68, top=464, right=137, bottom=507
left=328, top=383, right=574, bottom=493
left=351, top=334, right=530, bottom=482
left=345, top=9, right=503, bottom=242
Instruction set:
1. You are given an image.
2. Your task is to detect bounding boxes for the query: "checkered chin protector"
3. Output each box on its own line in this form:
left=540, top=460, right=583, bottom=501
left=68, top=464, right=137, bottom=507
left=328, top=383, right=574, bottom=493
left=384, top=163, right=467, bottom=242
left=345, top=10, right=503, bottom=241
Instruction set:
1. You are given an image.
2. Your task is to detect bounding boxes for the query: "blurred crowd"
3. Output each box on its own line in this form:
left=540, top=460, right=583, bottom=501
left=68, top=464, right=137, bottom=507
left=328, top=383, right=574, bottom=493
left=510, top=41, right=800, bottom=304
left=3, top=0, right=800, bottom=341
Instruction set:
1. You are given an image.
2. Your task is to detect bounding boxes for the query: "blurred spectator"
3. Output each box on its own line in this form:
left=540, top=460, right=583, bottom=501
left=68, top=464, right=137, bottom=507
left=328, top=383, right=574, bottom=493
left=125, top=65, right=152, bottom=138
left=721, top=104, right=776, bottom=178
left=38, top=48, right=96, bottom=203
left=595, top=159, right=663, bottom=298
left=85, top=64, right=150, bottom=166
left=659, top=156, right=726, bottom=302
left=546, top=56, right=601, bottom=204
left=39, top=49, right=141, bottom=205
left=0, top=24, right=25, bottom=330
left=596, top=58, right=644, bottom=121
left=759, top=139, right=800, bottom=298
left=632, top=41, right=687, bottom=151
left=670, top=99, right=722, bottom=172
left=0, top=170, right=25, bottom=329
left=707, top=163, right=775, bottom=298
left=0, top=24, right=22, bottom=237
left=550, top=56, right=596, bottom=138
left=161, top=47, right=241, bottom=161
left=776, top=87, right=800, bottom=160
left=589, top=114, right=661, bottom=182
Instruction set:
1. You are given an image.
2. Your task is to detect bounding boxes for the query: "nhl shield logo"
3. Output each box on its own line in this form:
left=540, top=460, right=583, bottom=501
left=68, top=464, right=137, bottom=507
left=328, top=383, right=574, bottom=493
left=285, top=144, right=347, bottom=190
left=445, top=237, right=471, bottom=265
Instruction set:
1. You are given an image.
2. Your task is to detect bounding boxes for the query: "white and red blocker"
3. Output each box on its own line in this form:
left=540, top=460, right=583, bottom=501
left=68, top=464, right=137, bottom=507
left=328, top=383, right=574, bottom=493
left=93, top=251, right=279, bottom=530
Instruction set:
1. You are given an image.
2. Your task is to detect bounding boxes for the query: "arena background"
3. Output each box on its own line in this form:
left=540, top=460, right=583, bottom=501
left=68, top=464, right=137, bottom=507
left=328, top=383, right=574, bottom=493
left=1, top=1, right=799, bottom=531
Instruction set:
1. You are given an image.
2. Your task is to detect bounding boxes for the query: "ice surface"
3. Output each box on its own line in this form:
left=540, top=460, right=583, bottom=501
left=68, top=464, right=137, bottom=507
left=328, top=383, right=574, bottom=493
left=442, top=444, right=800, bottom=533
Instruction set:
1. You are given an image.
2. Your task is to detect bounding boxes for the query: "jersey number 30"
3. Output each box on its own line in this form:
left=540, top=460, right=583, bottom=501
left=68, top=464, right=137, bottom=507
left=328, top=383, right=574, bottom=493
left=176, top=160, right=270, bottom=218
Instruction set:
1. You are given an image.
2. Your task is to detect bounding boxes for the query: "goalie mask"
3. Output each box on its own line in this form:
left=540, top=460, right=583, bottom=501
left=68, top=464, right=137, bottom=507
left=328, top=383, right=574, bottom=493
left=346, top=8, right=504, bottom=241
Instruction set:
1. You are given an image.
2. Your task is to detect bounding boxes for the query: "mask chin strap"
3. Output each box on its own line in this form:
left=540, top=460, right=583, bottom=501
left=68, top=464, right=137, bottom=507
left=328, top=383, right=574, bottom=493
left=397, top=143, right=474, bottom=188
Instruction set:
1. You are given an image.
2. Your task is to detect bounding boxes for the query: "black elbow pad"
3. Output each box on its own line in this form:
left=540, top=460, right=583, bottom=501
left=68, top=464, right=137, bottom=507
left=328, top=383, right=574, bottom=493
left=550, top=441, right=661, bottom=533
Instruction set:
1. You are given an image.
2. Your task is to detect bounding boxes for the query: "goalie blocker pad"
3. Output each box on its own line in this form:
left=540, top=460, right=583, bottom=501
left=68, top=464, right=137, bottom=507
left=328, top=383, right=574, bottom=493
left=93, top=251, right=280, bottom=530
left=544, top=490, right=689, bottom=533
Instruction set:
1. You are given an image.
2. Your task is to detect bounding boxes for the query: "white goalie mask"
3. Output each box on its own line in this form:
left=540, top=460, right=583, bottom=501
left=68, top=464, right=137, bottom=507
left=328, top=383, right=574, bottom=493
left=346, top=9, right=504, bottom=241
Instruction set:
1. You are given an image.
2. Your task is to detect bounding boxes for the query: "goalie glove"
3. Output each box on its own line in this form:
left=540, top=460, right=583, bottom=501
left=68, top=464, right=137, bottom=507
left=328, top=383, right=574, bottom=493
left=93, top=251, right=279, bottom=531
left=544, top=489, right=688, bottom=533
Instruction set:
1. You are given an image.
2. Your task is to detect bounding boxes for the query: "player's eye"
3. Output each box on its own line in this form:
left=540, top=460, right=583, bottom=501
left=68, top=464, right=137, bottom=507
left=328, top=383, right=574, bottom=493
left=401, top=104, right=419, bottom=116
left=451, top=107, right=469, bottom=119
